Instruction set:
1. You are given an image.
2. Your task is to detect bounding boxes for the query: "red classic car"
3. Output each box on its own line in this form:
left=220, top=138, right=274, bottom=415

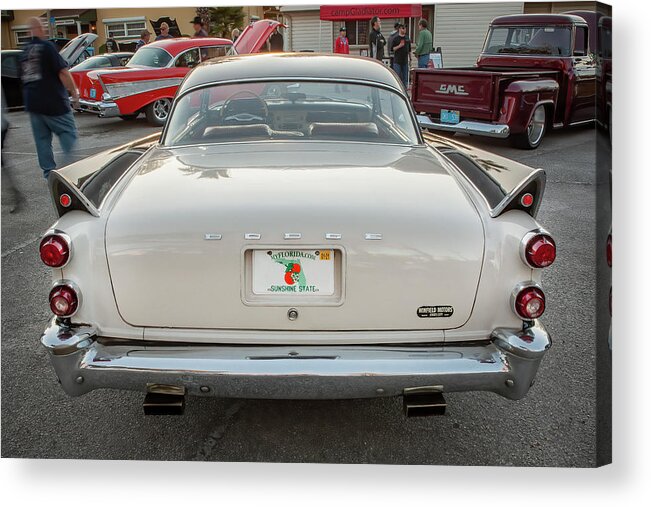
left=75, top=20, right=282, bottom=126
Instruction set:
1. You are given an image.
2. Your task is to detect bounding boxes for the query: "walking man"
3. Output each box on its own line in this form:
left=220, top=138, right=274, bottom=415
left=334, top=26, right=350, bottom=54
left=391, top=23, right=411, bottom=88
left=135, top=30, right=151, bottom=51
left=368, top=16, right=386, bottom=61
left=20, top=17, right=78, bottom=180
left=156, top=22, right=174, bottom=41
left=191, top=16, right=208, bottom=38
left=415, top=19, right=433, bottom=68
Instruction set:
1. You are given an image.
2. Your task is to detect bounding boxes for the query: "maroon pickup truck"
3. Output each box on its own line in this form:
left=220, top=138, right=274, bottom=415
left=412, top=14, right=597, bottom=149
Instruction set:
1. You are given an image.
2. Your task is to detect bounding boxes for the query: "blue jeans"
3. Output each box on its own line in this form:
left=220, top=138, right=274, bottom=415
left=417, top=54, right=429, bottom=68
left=392, top=62, right=409, bottom=88
left=29, top=111, right=78, bottom=179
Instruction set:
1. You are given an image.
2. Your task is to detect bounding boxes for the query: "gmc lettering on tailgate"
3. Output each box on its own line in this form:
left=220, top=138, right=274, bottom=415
left=435, top=84, right=470, bottom=96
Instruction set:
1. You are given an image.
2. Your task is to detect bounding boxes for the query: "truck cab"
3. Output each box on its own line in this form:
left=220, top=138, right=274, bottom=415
left=412, top=14, right=597, bottom=149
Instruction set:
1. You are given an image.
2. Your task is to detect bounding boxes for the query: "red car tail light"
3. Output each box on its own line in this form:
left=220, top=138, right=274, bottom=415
left=39, top=233, right=71, bottom=268
left=49, top=282, right=80, bottom=317
left=522, top=232, right=556, bottom=268
left=606, top=233, right=612, bottom=268
left=512, top=284, right=545, bottom=320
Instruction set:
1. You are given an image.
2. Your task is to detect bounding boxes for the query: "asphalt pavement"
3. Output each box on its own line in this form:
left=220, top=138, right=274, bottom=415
left=1, top=111, right=610, bottom=466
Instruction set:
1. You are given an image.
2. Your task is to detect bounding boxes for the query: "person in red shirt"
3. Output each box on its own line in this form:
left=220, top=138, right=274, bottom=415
left=334, top=27, right=350, bottom=54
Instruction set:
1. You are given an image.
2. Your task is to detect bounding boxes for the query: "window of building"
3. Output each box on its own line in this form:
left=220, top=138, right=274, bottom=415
left=104, top=18, right=146, bottom=40
left=344, top=20, right=369, bottom=46
left=14, top=29, right=31, bottom=46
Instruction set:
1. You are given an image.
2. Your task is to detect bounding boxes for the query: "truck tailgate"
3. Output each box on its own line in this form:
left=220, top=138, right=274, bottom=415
left=412, top=69, right=503, bottom=120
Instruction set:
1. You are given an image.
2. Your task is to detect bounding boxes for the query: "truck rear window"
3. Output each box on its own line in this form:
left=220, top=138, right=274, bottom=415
left=484, top=26, right=572, bottom=57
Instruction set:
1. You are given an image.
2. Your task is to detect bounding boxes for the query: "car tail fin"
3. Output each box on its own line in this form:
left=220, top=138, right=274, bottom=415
left=425, top=131, right=546, bottom=218
left=48, top=133, right=160, bottom=218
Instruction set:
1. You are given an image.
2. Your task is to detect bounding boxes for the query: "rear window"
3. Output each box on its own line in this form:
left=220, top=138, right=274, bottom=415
left=127, top=47, right=172, bottom=68
left=163, top=80, right=419, bottom=147
left=484, top=25, right=572, bottom=56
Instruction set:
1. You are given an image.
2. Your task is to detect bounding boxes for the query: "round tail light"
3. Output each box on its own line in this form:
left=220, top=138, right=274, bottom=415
left=513, top=285, right=545, bottom=320
left=523, top=233, right=556, bottom=268
left=49, top=283, right=79, bottom=317
left=40, top=233, right=70, bottom=268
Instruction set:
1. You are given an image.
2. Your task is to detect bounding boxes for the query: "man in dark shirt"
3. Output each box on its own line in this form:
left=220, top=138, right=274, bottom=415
left=368, top=16, right=386, bottom=61
left=20, top=17, right=78, bottom=179
left=191, top=16, right=208, bottom=38
left=135, top=30, right=151, bottom=51
left=391, top=24, right=411, bottom=88
left=105, top=32, right=120, bottom=53
left=155, top=22, right=174, bottom=41
left=387, top=22, right=400, bottom=64
left=268, top=27, right=284, bottom=52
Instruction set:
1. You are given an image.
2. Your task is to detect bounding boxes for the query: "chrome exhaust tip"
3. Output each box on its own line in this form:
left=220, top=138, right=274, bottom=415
left=143, top=384, right=186, bottom=415
left=403, top=387, right=446, bottom=417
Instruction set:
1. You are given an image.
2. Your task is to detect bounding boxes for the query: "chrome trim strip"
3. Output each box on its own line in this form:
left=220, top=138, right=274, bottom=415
left=41, top=319, right=550, bottom=401
left=325, top=233, right=342, bottom=240
left=364, top=233, right=383, bottom=240
left=104, top=78, right=184, bottom=100
left=284, top=232, right=302, bottom=240
left=204, top=233, right=222, bottom=240
left=244, top=233, right=261, bottom=240
left=417, top=115, right=510, bottom=139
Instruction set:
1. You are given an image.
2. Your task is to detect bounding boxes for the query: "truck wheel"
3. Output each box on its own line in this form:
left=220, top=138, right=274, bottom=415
left=512, top=105, right=546, bottom=150
left=145, top=98, right=172, bottom=127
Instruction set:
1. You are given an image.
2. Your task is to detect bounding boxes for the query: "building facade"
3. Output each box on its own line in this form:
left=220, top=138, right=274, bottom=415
left=279, top=2, right=610, bottom=66
left=1, top=7, right=267, bottom=52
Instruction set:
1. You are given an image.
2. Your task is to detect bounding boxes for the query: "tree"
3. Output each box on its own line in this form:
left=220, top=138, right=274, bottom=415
left=207, top=7, right=245, bottom=38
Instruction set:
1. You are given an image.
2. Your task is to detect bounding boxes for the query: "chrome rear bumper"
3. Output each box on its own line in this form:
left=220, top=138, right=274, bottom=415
left=41, top=319, right=550, bottom=401
left=75, top=98, right=120, bottom=118
left=417, top=114, right=510, bottom=138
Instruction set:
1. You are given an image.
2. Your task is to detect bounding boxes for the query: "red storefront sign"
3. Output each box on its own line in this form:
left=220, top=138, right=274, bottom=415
left=320, top=4, right=423, bottom=21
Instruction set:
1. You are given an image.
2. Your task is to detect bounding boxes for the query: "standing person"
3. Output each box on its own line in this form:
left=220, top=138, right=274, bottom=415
left=20, top=17, right=78, bottom=180
left=387, top=22, right=400, bottom=64
left=268, top=26, right=284, bottom=52
left=191, top=16, right=208, bottom=38
left=334, top=26, right=349, bottom=54
left=368, top=16, right=386, bottom=61
left=155, top=22, right=174, bottom=41
left=105, top=32, right=120, bottom=53
left=415, top=18, right=433, bottom=69
left=2, top=87, right=25, bottom=213
left=231, top=28, right=240, bottom=42
left=391, top=24, right=411, bottom=88
left=135, top=30, right=151, bottom=51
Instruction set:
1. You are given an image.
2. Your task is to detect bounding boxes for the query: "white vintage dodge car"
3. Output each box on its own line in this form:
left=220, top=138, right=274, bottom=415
left=40, top=53, right=554, bottom=416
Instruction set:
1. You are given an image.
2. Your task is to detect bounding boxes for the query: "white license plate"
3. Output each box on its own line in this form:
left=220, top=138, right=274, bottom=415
left=441, top=109, right=460, bottom=124
left=252, top=249, right=335, bottom=296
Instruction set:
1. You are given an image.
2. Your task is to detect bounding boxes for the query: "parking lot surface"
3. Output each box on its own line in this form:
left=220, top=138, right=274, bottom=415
left=1, top=111, right=609, bottom=466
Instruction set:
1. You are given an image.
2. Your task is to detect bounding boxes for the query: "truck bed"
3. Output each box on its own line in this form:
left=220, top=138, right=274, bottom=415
left=411, top=67, right=559, bottom=121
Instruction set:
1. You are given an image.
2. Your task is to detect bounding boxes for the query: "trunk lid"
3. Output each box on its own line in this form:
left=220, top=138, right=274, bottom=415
left=59, top=33, right=98, bottom=67
left=105, top=143, right=485, bottom=331
left=233, top=19, right=283, bottom=54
